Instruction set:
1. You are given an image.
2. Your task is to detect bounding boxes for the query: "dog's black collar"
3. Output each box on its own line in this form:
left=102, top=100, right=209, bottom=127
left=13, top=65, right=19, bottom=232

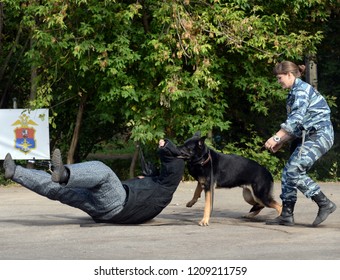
left=192, top=151, right=211, bottom=166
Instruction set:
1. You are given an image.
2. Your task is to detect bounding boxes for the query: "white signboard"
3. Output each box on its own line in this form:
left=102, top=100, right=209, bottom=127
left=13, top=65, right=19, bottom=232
left=0, top=109, right=50, bottom=160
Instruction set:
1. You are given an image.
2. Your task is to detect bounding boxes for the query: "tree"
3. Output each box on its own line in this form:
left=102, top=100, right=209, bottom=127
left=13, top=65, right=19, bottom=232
left=1, top=0, right=338, bottom=178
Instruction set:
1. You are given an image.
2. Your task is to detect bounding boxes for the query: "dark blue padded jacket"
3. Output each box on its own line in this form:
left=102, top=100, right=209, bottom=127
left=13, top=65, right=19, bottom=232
left=106, top=139, right=185, bottom=224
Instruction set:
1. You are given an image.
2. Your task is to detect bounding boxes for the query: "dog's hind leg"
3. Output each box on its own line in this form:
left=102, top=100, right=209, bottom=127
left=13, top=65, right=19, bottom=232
left=269, top=200, right=282, bottom=215
left=242, top=186, right=256, bottom=206
left=242, top=186, right=265, bottom=218
left=244, top=204, right=265, bottom=218
left=186, top=182, right=203, bottom=208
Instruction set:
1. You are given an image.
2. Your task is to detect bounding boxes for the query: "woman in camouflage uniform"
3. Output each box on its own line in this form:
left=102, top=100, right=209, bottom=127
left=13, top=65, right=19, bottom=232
left=264, top=61, right=336, bottom=227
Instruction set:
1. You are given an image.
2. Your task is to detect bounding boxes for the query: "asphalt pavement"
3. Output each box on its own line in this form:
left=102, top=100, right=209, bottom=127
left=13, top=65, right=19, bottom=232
left=0, top=181, right=340, bottom=260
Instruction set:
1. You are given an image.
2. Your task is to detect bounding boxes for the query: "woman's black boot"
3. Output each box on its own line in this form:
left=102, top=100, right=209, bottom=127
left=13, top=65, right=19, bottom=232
left=311, top=191, right=336, bottom=227
left=266, top=201, right=295, bottom=226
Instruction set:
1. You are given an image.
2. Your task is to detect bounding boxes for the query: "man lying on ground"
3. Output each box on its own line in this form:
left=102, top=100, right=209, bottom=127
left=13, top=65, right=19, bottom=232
left=2, top=139, right=185, bottom=224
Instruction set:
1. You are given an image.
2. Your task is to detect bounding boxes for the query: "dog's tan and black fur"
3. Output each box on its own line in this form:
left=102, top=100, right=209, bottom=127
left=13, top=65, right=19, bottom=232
left=178, top=132, right=282, bottom=226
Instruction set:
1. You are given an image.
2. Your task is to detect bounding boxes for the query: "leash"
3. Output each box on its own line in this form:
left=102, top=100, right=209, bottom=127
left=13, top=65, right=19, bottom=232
left=191, top=150, right=215, bottom=214
left=209, top=155, right=214, bottom=215
left=298, top=130, right=306, bottom=159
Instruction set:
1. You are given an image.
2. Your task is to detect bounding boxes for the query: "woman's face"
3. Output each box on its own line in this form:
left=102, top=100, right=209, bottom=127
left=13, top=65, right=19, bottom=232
left=276, top=73, right=295, bottom=89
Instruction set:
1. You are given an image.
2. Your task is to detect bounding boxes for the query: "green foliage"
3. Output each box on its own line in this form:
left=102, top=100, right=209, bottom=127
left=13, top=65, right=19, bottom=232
left=1, top=0, right=339, bottom=180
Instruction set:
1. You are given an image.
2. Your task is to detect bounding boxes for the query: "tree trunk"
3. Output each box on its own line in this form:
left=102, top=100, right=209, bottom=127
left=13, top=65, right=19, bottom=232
left=0, top=24, right=22, bottom=108
left=67, top=94, right=87, bottom=164
left=140, top=0, right=150, bottom=33
left=305, top=55, right=318, bottom=90
left=30, top=31, right=37, bottom=101
left=0, top=2, right=3, bottom=56
left=129, top=142, right=140, bottom=178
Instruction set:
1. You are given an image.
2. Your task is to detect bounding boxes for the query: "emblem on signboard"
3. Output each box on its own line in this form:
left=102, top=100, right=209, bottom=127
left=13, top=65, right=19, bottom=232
left=12, top=114, right=38, bottom=154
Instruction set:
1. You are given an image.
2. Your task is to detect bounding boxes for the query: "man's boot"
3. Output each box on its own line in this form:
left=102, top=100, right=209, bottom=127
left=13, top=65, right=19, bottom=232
left=3, top=153, right=16, bottom=179
left=51, top=149, right=69, bottom=184
left=266, top=201, right=295, bottom=226
left=311, top=191, right=336, bottom=227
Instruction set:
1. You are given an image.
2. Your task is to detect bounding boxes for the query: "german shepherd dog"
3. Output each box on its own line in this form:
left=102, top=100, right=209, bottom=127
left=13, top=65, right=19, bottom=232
left=178, top=132, right=282, bottom=226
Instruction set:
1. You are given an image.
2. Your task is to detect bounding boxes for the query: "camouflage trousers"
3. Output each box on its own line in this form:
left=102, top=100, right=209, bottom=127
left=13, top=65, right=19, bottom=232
left=280, top=125, right=334, bottom=203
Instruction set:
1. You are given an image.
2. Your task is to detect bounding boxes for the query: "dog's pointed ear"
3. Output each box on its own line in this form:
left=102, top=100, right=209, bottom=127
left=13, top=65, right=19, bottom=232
left=193, top=131, right=201, bottom=137
left=198, top=136, right=206, bottom=147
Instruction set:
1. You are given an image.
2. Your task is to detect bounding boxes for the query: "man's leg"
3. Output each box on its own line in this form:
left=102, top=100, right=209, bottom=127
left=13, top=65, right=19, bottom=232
left=4, top=153, right=126, bottom=219
left=58, top=161, right=127, bottom=218
left=50, top=150, right=126, bottom=219
left=4, top=152, right=66, bottom=199
left=11, top=165, right=63, bottom=199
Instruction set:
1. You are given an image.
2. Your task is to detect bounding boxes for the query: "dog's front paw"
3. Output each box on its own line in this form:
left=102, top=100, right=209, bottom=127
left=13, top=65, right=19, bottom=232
left=198, top=218, right=209, bottom=226
left=186, top=199, right=197, bottom=207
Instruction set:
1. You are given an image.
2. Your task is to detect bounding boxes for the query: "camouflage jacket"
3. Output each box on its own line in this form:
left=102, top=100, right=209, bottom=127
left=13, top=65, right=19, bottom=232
left=281, top=78, right=332, bottom=138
